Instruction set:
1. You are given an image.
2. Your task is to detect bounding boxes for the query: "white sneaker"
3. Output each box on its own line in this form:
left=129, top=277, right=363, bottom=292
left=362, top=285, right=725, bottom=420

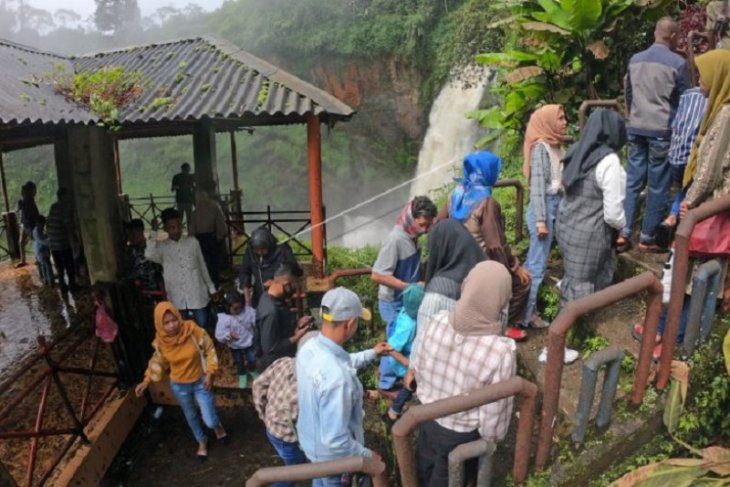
left=538, top=347, right=580, bottom=364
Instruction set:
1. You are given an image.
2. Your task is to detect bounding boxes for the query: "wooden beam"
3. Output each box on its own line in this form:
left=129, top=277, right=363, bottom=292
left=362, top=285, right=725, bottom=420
left=307, top=114, right=325, bottom=278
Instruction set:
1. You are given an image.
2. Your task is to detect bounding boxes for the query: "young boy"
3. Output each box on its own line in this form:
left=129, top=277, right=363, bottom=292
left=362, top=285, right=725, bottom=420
left=124, top=219, right=163, bottom=297
left=32, top=215, right=53, bottom=286
left=216, top=290, right=257, bottom=388
left=385, top=284, right=424, bottom=421
left=145, top=208, right=216, bottom=334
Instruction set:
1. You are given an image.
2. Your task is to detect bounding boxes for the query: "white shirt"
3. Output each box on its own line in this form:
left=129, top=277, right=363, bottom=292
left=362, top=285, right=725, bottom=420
left=595, top=154, right=627, bottom=230
left=145, top=233, right=215, bottom=310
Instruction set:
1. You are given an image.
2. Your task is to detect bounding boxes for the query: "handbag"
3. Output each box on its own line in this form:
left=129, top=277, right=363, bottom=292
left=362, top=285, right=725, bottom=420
left=688, top=213, right=730, bottom=256
left=95, top=298, right=119, bottom=343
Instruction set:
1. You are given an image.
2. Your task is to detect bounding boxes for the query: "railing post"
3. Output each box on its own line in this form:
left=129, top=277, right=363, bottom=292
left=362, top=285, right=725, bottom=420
left=571, top=347, right=624, bottom=447
left=448, top=439, right=495, bottom=487
left=149, top=193, right=157, bottom=223
left=683, top=259, right=722, bottom=357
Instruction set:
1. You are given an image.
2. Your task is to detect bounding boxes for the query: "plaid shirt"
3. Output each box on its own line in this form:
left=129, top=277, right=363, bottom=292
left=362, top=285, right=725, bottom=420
left=411, top=310, right=516, bottom=442
left=252, top=357, right=298, bottom=443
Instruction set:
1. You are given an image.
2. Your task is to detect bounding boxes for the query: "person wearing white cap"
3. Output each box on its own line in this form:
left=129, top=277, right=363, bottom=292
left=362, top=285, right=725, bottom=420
left=296, top=287, right=392, bottom=487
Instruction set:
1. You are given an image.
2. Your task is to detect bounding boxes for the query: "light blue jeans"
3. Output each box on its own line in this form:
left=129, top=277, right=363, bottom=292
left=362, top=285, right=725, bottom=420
left=170, top=377, right=221, bottom=444
left=313, top=476, right=344, bottom=487
left=523, top=195, right=561, bottom=326
left=378, top=298, right=402, bottom=389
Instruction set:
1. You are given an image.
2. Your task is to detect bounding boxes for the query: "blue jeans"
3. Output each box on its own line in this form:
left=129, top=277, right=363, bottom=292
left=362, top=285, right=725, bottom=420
left=170, top=377, right=221, bottom=444
left=378, top=299, right=401, bottom=390
left=182, top=307, right=210, bottom=335
left=313, top=476, right=343, bottom=487
left=37, top=257, right=53, bottom=286
left=265, top=430, right=306, bottom=487
left=658, top=295, right=691, bottom=343
left=230, top=347, right=257, bottom=375
left=523, top=195, right=560, bottom=325
left=623, top=134, right=671, bottom=244
left=391, top=386, right=414, bottom=414
left=669, top=164, right=686, bottom=217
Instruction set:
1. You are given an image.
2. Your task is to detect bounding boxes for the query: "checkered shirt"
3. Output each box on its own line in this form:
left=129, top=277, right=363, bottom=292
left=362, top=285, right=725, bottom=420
left=252, top=357, right=298, bottom=443
left=411, top=310, right=516, bottom=442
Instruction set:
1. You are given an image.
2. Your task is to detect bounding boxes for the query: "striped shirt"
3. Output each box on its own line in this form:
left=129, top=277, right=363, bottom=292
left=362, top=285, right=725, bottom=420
left=667, top=88, right=707, bottom=167
left=411, top=310, right=516, bottom=441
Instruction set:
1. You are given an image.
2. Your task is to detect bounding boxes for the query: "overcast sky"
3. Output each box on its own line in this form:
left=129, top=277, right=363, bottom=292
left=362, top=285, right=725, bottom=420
left=25, top=0, right=224, bottom=19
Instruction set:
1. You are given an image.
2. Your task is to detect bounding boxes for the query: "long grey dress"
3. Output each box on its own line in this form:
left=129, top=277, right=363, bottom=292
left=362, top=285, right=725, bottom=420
left=556, top=164, right=616, bottom=305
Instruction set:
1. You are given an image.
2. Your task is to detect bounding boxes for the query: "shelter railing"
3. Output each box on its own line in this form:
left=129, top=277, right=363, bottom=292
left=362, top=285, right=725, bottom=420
left=127, top=194, right=177, bottom=228
left=246, top=454, right=387, bottom=487
left=0, top=327, right=121, bottom=486
left=226, top=206, right=318, bottom=265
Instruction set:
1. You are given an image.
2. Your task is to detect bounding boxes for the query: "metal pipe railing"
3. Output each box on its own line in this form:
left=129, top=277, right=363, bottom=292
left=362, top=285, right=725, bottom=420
left=392, top=376, right=538, bottom=486
left=493, top=179, right=525, bottom=243
left=245, top=456, right=387, bottom=487
left=683, top=259, right=722, bottom=357
left=448, top=439, right=495, bottom=487
left=578, top=100, right=625, bottom=131
left=535, top=272, right=663, bottom=470
left=571, top=346, right=624, bottom=446
left=659, top=194, right=730, bottom=389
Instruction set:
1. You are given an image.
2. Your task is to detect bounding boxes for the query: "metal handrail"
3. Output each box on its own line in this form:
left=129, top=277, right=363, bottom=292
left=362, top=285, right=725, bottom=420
left=392, top=376, right=538, bottom=486
left=659, top=194, right=730, bottom=389
left=535, top=272, right=663, bottom=470
left=683, top=259, right=722, bottom=357
left=245, top=455, right=387, bottom=487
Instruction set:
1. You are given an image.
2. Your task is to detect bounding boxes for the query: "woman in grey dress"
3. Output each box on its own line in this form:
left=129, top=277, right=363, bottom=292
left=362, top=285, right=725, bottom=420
left=557, top=109, right=628, bottom=305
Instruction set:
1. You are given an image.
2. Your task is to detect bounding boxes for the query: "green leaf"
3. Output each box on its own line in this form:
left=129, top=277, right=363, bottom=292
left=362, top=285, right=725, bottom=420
left=521, top=21, right=570, bottom=35
left=466, top=107, right=503, bottom=129
left=563, top=0, right=603, bottom=31
left=634, top=465, right=707, bottom=487
left=475, top=52, right=519, bottom=66
left=664, top=378, right=685, bottom=433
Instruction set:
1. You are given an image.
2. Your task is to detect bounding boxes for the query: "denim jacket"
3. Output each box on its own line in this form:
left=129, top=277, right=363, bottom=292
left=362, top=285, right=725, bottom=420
left=296, top=334, right=376, bottom=462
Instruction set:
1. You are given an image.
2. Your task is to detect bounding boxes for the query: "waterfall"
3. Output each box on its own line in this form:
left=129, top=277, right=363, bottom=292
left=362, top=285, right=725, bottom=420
left=410, top=68, right=491, bottom=198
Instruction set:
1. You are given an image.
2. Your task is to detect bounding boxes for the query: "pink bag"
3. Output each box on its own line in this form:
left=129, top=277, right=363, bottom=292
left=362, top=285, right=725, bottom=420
left=95, top=298, right=119, bottom=343
left=688, top=213, right=730, bottom=256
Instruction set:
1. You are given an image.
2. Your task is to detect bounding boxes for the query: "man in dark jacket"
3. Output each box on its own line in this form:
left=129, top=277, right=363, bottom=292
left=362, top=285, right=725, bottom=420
left=240, top=227, right=303, bottom=308
left=255, top=265, right=312, bottom=372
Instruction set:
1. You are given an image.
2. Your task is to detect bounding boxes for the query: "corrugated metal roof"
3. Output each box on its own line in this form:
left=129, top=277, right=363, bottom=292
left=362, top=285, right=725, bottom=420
left=0, top=36, right=355, bottom=128
left=0, top=40, right=97, bottom=126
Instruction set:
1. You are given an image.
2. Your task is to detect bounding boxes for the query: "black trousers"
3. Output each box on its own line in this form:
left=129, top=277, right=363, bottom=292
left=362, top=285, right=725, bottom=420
left=195, top=232, right=220, bottom=287
left=51, top=247, right=76, bottom=292
left=416, top=420, right=481, bottom=487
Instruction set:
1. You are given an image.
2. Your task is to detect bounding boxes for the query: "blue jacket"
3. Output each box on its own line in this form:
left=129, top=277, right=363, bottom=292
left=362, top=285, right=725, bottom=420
left=626, top=43, right=690, bottom=138
left=296, top=335, right=376, bottom=462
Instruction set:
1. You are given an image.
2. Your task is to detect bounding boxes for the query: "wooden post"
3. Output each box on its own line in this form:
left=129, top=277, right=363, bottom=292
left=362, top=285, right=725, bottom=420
left=307, top=115, right=325, bottom=278
left=0, top=151, right=9, bottom=213
left=229, top=130, right=242, bottom=214
left=112, top=137, right=122, bottom=194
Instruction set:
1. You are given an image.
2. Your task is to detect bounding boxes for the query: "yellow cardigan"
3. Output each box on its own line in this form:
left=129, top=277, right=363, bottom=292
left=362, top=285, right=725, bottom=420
left=143, top=324, right=218, bottom=384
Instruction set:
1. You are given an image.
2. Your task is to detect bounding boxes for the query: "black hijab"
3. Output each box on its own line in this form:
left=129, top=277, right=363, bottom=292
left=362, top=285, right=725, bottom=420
left=425, top=219, right=486, bottom=284
left=562, top=108, right=627, bottom=191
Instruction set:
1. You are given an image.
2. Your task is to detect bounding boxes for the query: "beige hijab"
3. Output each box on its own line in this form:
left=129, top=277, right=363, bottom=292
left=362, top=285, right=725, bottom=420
left=451, top=261, right=512, bottom=336
left=523, top=104, right=567, bottom=179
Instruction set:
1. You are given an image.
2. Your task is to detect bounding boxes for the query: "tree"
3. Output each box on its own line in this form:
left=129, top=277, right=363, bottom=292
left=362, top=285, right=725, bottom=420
left=54, top=8, right=81, bottom=29
left=93, top=0, right=140, bottom=35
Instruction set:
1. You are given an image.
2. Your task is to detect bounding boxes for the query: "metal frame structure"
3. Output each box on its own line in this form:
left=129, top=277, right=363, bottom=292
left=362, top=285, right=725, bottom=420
left=392, top=376, right=538, bottom=486
left=0, top=328, right=120, bottom=486
left=571, top=347, right=625, bottom=446
left=448, top=439, right=496, bottom=487
left=535, top=272, right=663, bottom=470
left=683, top=259, right=723, bottom=357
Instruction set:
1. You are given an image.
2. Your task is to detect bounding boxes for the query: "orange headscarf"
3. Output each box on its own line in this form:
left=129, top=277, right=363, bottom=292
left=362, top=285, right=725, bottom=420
left=153, top=301, right=196, bottom=355
left=523, top=104, right=567, bottom=178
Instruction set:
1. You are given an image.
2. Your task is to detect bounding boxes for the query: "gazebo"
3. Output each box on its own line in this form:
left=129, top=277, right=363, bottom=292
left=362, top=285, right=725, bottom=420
left=0, top=35, right=355, bottom=281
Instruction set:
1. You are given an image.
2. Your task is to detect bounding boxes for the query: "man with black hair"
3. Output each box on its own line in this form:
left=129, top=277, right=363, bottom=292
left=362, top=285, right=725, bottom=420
left=124, top=218, right=163, bottom=296
left=47, top=188, right=78, bottom=293
left=171, top=162, right=195, bottom=226
left=239, top=226, right=303, bottom=308
left=146, top=208, right=216, bottom=334
left=255, top=264, right=312, bottom=372
left=371, top=195, right=436, bottom=392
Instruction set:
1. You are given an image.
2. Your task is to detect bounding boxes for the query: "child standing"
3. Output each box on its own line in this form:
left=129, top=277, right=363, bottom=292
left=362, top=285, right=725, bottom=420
left=32, top=215, right=53, bottom=286
left=386, top=283, right=424, bottom=421
left=215, top=290, right=257, bottom=389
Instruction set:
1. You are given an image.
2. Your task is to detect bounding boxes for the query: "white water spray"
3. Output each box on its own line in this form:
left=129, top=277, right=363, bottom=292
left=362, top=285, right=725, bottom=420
left=410, top=68, right=491, bottom=197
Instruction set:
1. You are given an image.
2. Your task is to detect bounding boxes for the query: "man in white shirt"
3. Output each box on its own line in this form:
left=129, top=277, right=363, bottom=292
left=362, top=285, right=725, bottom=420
left=146, top=208, right=216, bottom=334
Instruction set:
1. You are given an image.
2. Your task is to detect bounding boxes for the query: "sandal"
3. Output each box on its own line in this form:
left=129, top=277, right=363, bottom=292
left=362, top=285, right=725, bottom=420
left=638, top=242, right=666, bottom=254
left=529, top=316, right=550, bottom=329
left=616, top=236, right=632, bottom=253
left=632, top=324, right=661, bottom=344
left=506, top=327, right=528, bottom=341
left=652, top=342, right=663, bottom=361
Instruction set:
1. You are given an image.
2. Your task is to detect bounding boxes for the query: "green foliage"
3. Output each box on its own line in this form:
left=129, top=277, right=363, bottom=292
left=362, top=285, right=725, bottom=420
left=55, top=65, right=142, bottom=127
left=471, top=0, right=672, bottom=152
left=148, top=96, right=173, bottom=110
left=537, top=284, right=560, bottom=321
left=581, top=335, right=611, bottom=359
